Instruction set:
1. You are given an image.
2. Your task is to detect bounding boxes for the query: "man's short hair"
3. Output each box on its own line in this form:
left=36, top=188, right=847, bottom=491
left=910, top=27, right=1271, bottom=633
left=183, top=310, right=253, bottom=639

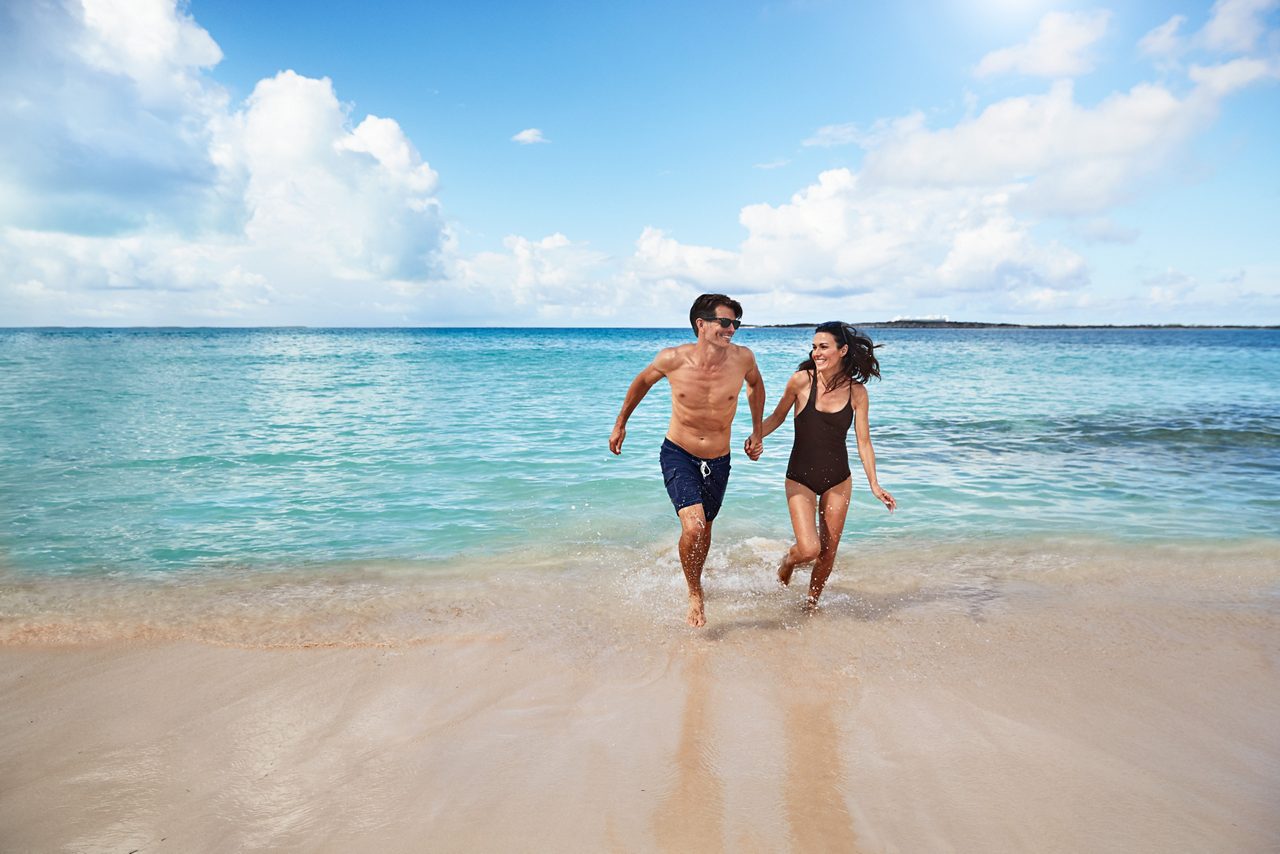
left=688, top=294, right=743, bottom=332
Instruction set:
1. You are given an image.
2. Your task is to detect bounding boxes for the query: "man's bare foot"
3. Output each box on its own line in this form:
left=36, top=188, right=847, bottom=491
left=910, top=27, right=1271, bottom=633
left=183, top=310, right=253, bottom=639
left=802, top=595, right=820, bottom=613
left=686, top=593, right=706, bottom=627
left=777, top=559, right=794, bottom=587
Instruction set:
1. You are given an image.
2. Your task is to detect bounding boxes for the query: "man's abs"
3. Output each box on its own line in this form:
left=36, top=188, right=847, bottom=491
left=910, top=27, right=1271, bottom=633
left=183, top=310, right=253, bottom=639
left=665, top=406, right=737, bottom=458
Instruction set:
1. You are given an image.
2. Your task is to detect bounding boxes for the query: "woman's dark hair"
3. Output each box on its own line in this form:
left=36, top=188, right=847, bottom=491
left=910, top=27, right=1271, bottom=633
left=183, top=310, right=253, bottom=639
left=798, top=321, right=881, bottom=387
left=688, top=293, right=743, bottom=333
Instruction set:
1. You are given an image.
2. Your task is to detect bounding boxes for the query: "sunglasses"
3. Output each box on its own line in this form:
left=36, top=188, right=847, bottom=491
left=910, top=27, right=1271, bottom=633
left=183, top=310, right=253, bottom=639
left=699, top=315, right=742, bottom=329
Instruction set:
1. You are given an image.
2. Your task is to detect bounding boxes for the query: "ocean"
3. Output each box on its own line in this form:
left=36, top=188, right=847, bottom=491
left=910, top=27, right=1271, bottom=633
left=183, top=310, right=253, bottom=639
left=0, top=326, right=1278, bottom=642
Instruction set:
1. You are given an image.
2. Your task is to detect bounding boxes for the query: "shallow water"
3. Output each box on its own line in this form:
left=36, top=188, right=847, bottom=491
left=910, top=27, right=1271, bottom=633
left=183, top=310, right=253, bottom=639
left=3, top=535, right=1275, bottom=647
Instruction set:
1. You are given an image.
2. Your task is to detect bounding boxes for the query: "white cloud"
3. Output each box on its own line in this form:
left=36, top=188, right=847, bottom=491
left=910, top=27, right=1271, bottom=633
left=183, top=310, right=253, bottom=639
left=512, top=128, right=548, bottom=144
left=74, top=0, right=222, bottom=98
left=633, top=227, right=740, bottom=287
left=975, top=11, right=1112, bottom=78
left=635, top=170, right=1087, bottom=307
left=852, top=71, right=1269, bottom=216
left=1200, top=0, right=1279, bottom=53
left=237, top=71, right=445, bottom=281
left=1187, top=56, right=1279, bottom=96
left=802, top=122, right=862, bottom=148
left=450, top=233, right=613, bottom=321
left=1139, top=15, right=1187, bottom=61
left=0, top=0, right=450, bottom=325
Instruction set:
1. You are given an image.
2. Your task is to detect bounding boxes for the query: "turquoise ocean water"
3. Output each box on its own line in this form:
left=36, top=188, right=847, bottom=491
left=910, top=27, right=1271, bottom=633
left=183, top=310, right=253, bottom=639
left=1, top=326, right=1277, bottom=581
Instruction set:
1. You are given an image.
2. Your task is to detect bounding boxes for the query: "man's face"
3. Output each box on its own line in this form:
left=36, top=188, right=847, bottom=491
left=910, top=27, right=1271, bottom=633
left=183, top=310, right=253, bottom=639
left=698, top=305, right=739, bottom=348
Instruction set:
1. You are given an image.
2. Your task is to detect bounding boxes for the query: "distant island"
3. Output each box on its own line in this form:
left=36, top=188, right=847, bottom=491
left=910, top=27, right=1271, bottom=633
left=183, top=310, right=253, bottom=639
left=752, top=320, right=1278, bottom=330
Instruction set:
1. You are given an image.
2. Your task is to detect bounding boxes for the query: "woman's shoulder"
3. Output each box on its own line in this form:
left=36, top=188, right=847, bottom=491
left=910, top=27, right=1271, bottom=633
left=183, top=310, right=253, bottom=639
left=787, top=370, right=810, bottom=387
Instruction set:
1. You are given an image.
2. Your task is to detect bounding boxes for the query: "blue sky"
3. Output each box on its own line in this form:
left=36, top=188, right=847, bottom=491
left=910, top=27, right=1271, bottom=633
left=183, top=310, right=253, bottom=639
left=0, top=0, right=1277, bottom=325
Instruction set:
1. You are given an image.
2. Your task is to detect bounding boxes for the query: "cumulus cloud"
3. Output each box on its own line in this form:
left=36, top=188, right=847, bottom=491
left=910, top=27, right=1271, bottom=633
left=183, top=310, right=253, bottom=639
left=0, top=0, right=233, bottom=237
left=450, top=233, right=613, bottom=321
left=237, top=71, right=444, bottom=281
left=512, top=128, right=548, bottom=144
left=630, top=170, right=1087, bottom=310
left=975, top=11, right=1112, bottom=78
left=851, top=69, right=1271, bottom=216
left=1200, top=0, right=1279, bottom=53
left=0, top=0, right=449, bottom=325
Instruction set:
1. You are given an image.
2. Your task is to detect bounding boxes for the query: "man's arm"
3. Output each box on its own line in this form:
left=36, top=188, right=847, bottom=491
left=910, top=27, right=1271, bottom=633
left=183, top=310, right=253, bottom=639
left=743, top=350, right=765, bottom=461
left=609, top=354, right=670, bottom=455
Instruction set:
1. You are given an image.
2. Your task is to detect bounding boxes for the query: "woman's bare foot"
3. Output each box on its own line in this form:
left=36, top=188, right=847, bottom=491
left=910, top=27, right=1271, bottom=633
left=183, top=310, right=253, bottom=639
left=802, top=595, right=820, bottom=613
left=777, top=558, right=795, bottom=587
left=686, top=592, right=706, bottom=627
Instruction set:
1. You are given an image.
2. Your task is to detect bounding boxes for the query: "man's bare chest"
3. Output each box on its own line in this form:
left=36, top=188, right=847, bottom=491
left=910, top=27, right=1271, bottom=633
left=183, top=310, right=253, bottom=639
left=669, top=367, right=742, bottom=407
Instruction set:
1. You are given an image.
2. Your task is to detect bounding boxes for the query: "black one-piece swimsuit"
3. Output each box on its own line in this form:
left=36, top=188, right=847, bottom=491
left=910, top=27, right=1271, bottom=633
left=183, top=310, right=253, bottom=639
left=786, top=373, right=853, bottom=495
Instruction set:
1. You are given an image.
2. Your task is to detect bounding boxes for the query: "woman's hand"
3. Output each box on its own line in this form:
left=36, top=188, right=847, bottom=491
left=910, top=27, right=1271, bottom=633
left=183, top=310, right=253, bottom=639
left=871, top=484, right=896, bottom=512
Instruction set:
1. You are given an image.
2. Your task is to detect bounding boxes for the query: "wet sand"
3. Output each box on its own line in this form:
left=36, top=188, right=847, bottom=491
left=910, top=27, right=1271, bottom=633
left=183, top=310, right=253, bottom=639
left=2, top=540, right=1279, bottom=852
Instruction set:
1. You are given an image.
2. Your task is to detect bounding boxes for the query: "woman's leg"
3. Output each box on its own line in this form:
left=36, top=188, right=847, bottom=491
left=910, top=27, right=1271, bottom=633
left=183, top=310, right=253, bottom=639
left=807, top=478, right=852, bottom=608
left=778, top=479, right=821, bottom=586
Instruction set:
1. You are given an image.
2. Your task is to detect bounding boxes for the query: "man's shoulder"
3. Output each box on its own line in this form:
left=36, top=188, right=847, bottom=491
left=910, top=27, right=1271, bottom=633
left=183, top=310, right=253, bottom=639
left=730, top=342, right=758, bottom=363
left=654, top=344, right=693, bottom=368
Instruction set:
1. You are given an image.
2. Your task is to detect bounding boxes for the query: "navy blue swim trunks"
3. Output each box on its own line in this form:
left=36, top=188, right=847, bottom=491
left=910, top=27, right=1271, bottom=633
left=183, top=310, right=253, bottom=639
left=659, top=438, right=732, bottom=522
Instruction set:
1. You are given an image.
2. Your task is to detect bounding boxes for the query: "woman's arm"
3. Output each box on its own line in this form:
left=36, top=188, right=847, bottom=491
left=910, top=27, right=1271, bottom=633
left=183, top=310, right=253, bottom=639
left=851, top=385, right=896, bottom=511
left=759, top=372, right=802, bottom=439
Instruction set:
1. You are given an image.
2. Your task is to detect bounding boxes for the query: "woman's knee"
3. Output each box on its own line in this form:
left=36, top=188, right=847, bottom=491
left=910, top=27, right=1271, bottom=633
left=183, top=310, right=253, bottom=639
left=792, top=541, right=821, bottom=564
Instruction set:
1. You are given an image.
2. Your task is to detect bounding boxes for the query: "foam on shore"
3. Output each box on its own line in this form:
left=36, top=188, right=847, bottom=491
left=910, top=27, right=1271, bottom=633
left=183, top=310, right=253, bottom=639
left=2, top=536, right=1276, bottom=648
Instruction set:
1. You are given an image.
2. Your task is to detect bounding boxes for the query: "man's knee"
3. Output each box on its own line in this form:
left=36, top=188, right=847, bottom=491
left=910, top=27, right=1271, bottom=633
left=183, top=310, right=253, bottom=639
left=678, top=508, right=709, bottom=541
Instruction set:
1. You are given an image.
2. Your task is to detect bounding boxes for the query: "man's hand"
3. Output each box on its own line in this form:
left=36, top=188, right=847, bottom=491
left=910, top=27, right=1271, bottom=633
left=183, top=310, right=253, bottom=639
left=744, top=432, right=763, bottom=461
left=609, top=423, right=626, bottom=455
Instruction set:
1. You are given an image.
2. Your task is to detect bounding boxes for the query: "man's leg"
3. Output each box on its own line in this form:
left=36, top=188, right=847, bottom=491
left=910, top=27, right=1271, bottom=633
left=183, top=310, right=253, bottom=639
left=676, top=504, right=712, bottom=627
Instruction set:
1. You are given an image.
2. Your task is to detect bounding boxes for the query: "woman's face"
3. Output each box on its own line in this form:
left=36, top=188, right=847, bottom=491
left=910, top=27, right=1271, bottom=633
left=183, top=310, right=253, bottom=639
left=811, top=332, right=847, bottom=372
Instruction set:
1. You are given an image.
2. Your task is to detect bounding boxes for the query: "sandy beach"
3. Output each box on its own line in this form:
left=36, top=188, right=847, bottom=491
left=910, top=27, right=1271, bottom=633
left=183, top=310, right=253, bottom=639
left=2, top=541, right=1278, bottom=852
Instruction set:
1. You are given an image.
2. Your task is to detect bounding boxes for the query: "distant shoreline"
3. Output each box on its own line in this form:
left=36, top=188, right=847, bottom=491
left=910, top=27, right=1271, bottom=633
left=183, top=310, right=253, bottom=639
left=751, top=321, right=1280, bottom=330
left=2, top=322, right=1277, bottom=331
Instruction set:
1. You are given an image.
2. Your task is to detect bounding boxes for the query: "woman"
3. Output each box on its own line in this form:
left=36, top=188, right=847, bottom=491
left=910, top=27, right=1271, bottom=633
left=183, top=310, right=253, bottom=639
left=758, top=322, right=896, bottom=609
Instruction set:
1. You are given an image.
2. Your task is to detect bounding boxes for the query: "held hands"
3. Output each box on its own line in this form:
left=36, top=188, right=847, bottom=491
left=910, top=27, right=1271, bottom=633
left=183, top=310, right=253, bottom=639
left=871, top=484, right=896, bottom=512
left=609, top=424, right=625, bottom=455
left=744, top=432, right=763, bottom=461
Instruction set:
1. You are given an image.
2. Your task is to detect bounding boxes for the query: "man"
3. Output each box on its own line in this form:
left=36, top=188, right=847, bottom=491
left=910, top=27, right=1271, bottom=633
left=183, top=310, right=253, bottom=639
left=609, top=294, right=765, bottom=627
